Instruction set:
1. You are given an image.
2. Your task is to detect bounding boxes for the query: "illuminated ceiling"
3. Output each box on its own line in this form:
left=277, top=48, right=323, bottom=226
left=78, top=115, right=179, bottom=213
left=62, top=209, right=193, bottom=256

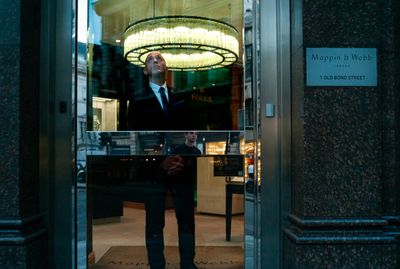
left=92, top=0, right=243, bottom=63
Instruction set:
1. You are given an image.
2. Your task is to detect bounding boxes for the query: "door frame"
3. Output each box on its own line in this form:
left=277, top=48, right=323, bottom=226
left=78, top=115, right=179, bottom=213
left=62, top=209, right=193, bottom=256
left=40, top=0, right=75, bottom=267
left=258, top=0, right=291, bottom=268
left=41, top=0, right=293, bottom=267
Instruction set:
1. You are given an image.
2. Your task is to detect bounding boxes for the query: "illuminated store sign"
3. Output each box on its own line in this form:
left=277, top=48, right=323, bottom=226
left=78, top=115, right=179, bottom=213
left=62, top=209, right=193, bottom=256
left=306, top=48, right=377, bottom=86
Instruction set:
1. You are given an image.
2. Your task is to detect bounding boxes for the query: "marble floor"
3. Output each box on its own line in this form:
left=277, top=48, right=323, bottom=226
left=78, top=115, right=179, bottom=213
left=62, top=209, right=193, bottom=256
left=92, top=206, right=244, bottom=263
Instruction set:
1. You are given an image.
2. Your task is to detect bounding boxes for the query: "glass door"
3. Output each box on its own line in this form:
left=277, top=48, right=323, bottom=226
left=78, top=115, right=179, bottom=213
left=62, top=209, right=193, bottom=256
left=75, top=0, right=265, bottom=268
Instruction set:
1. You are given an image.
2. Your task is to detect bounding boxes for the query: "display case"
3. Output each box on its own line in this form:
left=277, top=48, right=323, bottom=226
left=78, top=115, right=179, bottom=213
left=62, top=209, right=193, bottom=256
left=196, top=156, right=244, bottom=215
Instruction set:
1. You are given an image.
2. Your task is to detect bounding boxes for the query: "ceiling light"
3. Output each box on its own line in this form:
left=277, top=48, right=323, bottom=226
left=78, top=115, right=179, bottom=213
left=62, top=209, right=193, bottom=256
left=124, top=16, right=239, bottom=71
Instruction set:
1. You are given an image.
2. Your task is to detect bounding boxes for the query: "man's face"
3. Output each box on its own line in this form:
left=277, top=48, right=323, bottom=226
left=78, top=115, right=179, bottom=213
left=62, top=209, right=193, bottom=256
left=185, top=132, right=198, bottom=143
left=143, top=52, right=168, bottom=77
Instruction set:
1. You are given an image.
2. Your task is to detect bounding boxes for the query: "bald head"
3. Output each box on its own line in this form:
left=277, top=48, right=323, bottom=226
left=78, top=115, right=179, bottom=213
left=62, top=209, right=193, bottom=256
left=143, top=51, right=168, bottom=85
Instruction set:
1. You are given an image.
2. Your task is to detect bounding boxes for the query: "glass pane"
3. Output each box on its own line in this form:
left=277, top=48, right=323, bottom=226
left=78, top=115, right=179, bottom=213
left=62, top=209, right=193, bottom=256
left=243, top=0, right=261, bottom=268
left=82, top=0, right=247, bottom=268
left=86, top=131, right=245, bottom=268
left=87, top=0, right=244, bottom=131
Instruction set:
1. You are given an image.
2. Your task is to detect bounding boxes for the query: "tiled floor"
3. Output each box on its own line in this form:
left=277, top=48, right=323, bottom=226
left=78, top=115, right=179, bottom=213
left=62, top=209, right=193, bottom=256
left=93, top=206, right=244, bottom=262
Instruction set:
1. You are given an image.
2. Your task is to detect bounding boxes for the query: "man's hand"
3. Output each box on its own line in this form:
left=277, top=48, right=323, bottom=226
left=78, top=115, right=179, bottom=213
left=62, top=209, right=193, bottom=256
left=161, top=155, right=185, bottom=176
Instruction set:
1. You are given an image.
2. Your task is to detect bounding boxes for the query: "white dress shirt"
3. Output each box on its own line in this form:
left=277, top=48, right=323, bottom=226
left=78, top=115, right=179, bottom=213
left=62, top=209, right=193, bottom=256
left=149, top=82, right=169, bottom=110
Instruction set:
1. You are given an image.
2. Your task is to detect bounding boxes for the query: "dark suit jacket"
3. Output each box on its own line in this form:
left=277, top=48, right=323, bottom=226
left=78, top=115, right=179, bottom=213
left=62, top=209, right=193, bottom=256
left=127, top=85, right=183, bottom=130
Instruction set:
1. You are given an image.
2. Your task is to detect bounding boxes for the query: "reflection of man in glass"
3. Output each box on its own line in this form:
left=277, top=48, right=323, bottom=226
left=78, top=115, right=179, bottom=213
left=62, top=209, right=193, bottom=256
left=128, top=51, right=178, bottom=130
left=145, top=132, right=201, bottom=269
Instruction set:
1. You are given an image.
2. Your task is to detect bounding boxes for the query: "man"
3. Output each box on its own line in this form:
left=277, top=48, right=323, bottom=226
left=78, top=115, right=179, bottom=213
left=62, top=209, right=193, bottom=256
left=127, top=51, right=181, bottom=130
left=144, top=132, right=201, bottom=269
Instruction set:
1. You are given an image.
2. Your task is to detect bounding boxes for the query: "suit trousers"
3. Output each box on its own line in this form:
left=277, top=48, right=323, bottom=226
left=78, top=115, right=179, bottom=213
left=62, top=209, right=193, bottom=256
left=144, top=178, right=195, bottom=269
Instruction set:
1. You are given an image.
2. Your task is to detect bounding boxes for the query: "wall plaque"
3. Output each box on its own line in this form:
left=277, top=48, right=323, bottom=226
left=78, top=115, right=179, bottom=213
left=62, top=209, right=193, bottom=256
left=306, top=48, right=377, bottom=86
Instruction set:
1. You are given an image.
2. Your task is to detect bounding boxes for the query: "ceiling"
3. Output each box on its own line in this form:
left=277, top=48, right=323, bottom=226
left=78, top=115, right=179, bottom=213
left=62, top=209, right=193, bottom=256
left=92, top=0, right=243, bottom=51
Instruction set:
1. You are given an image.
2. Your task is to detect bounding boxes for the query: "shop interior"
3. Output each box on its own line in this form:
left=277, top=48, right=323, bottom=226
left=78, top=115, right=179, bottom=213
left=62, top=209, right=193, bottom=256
left=82, top=132, right=256, bottom=267
left=77, top=0, right=259, bottom=267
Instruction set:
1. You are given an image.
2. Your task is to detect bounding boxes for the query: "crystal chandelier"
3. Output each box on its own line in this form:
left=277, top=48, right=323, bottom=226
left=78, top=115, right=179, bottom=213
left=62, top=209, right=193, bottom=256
left=124, top=16, right=239, bottom=71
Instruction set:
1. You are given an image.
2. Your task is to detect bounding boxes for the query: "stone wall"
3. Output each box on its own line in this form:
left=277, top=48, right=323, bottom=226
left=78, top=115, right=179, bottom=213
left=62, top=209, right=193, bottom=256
left=0, top=0, right=47, bottom=268
left=285, top=0, right=400, bottom=268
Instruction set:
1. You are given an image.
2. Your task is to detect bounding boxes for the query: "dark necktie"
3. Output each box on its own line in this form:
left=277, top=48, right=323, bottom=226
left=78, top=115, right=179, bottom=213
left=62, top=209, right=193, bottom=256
left=159, top=87, right=169, bottom=112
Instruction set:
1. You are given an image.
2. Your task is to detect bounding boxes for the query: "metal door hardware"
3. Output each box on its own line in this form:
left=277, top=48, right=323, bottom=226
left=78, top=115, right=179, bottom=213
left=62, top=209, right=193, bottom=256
left=265, top=103, right=274, bottom=117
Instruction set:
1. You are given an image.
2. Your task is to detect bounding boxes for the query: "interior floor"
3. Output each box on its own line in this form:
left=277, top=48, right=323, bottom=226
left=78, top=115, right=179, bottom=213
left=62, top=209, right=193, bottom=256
left=93, top=206, right=244, bottom=262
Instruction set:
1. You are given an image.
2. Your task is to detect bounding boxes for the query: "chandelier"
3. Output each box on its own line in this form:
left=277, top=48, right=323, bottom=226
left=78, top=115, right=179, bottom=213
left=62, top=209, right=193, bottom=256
left=123, top=16, right=239, bottom=71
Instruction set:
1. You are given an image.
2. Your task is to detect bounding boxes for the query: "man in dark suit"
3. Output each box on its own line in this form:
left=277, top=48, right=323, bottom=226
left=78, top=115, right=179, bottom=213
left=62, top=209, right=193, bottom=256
left=128, top=52, right=198, bottom=268
left=143, top=132, right=201, bottom=269
left=127, top=51, right=179, bottom=130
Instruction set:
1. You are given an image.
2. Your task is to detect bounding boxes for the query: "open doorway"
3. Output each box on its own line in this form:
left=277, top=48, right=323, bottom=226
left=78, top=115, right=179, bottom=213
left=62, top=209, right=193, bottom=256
left=74, top=0, right=263, bottom=268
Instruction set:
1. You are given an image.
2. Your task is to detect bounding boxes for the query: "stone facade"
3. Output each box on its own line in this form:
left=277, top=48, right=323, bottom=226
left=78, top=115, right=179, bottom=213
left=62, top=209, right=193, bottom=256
left=285, top=0, right=400, bottom=268
left=0, top=0, right=47, bottom=268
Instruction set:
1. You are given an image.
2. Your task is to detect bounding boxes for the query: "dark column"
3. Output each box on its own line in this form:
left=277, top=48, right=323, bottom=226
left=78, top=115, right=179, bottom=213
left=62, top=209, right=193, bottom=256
left=0, top=0, right=47, bottom=268
left=285, top=0, right=400, bottom=268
